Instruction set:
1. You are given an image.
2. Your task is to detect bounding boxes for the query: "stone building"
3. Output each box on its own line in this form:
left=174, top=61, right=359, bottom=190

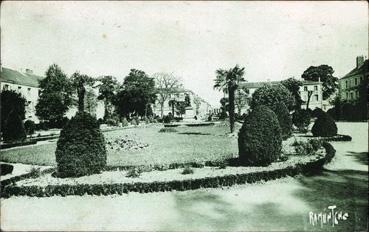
left=339, top=56, right=368, bottom=101
left=152, top=89, right=213, bottom=120
left=0, top=66, right=104, bottom=123
left=240, top=79, right=329, bottom=112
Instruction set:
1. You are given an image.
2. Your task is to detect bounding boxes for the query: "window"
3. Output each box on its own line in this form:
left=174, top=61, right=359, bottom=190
left=350, top=92, right=354, bottom=99
left=28, top=87, right=31, bottom=92
left=314, top=85, right=318, bottom=91
left=346, top=92, right=349, bottom=99
left=304, top=86, right=308, bottom=91
left=314, top=95, right=319, bottom=101
left=356, top=91, right=359, bottom=98
left=355, top=78, right=358, bottom=86
left=18, top=86, right=22, bottom=90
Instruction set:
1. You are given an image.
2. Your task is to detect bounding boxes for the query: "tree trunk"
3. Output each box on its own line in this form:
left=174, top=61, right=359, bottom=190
left=160, top=102, right=164, bottom=118
left=228, top=87, right=235, bottom=133
left=306, top=91, right=313, bottom=110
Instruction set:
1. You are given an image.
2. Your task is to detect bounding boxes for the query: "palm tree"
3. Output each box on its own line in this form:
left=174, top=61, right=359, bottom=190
left=214, top=65, right=245, bottom=133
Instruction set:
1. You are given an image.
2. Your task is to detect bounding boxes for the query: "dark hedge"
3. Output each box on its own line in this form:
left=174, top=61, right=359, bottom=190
left=2, top=110, right=26, bottom=142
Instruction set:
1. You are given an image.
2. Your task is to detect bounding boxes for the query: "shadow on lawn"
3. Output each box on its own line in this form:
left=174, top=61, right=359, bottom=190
left=346, top=151, right=368, bottom=165
left=170, top=191, right=304, bottom=231
left=294, top=168, right=368, bottom=231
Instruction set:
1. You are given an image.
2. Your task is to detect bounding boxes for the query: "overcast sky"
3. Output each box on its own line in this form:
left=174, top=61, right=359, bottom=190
left=1, top=1, right=368, bottom=106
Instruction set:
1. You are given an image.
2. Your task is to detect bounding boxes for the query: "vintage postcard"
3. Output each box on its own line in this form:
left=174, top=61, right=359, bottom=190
left=0, top=1, right=368, bottom=231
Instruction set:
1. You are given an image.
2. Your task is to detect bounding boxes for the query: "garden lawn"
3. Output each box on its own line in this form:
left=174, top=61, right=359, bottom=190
left=0, top=124, right=238, bottom=167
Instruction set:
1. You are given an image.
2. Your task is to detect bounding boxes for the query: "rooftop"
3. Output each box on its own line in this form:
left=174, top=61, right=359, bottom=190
left=239, top=79, right=321, bottom=89
left=340, top=59, right=368, bottom=80
left=0, top=67, right=44, bottom=88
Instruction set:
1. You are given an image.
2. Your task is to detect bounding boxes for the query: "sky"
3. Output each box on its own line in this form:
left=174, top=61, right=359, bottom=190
left=1, top=1, right=368, bottom=106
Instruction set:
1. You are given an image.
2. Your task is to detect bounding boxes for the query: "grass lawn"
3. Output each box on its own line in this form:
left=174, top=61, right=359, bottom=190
left=0, top=124, right=238, bottom=167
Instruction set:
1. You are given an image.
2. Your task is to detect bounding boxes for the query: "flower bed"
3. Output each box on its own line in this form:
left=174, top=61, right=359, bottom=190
left=0, top=142, right=335, bottom=198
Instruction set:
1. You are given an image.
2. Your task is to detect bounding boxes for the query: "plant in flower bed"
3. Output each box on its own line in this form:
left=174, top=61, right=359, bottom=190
left=106, top=134, right=149, bottom=151
left=292, top=139, right=323, bottom=156
left=181, top=167, right=194, bottom=175
left=238, top=105, right=282, bottom=166
left=126, top=168, right=141, bottom=178
left=55, top=112, right=107, bottom=178
left=159, top=128, right=178, bottom=133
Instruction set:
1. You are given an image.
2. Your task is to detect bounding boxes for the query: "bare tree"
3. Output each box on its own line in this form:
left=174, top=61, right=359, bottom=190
left=153, top=73, right=183, bottom=117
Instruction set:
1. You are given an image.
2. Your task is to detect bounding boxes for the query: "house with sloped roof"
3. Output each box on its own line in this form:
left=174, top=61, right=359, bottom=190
left=0, top=67, right=44, bottom=123
left=1, top=66, right=105, bottom=123
left=339, top=56, right=368, bottom=101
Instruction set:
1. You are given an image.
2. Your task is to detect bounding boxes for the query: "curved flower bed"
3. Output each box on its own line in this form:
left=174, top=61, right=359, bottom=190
left=0, top=142, right=336, bottom=198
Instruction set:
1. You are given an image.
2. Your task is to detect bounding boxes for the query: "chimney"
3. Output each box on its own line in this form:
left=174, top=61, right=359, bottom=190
left=25, top=69, right=33, bottom=75
left=356, top=56, right=364, bottom=68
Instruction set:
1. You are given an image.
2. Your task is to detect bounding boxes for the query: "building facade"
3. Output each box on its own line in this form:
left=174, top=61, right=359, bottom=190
left=0, top=67, right=104, bottom=123
left=339, top=56, right=368, bottom=102
left=240, top=79, right=329, bottom=112
left=152, top=89, right=213, bottom=120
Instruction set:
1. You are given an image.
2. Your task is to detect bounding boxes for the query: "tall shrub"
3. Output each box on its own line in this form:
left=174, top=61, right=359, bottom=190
left=55, top=112, right=106, bottom=177
left=311, top=112, right=338, bottom=137
left=24, top=120, right=36, bottom=135
left=272, top=102, right=292, bottom=140
left=238, top=105, right=282, bottom=166
left=3, top=110, right=26, bottom=142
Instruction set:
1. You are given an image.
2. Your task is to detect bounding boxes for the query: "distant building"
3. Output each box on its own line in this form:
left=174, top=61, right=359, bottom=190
left=339, top=56, right=368, bottom=101
left=0, top=66, right=104, bottom=123
left=240, top=79, right=329, bottom=111
left=152, top=89, right=213, bottom=120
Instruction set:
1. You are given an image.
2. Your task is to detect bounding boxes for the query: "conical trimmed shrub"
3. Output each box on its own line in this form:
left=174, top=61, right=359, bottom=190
left=55, top=112, right=106, bottom=177
left=311, top=112, right=337, bottom=137
left=3, top=110, right=26, bottom=142
left=238, top=105, right=282, bottom=166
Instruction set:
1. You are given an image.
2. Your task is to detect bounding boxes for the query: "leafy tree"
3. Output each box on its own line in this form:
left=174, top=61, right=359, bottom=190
left=36, top=64, right=74, bottom=126
left=1, top=90, right=26, bottom=133
left=251, top=84, right=295, bottom=111
left=281, top=77, right=303, bottom=109
left=3, top=110, right=26, bottom=142
left=301, top=65, right=338, bottom=100
left=114, top=69, right=156, bottom=118
left=184, top=93, right=191, bottom=107
left=219, top=97, right=229, bottom=119
left=234, top=86, right=249, bottom=115
left=214, top=65, right=245, bottom=133
left=175, top=101, right=187, bottom=117
left=97, top=76, right=119, bottom=120
left=70, top=72, right=94, bottom=112
left=153, top=73, right=183, bottom=118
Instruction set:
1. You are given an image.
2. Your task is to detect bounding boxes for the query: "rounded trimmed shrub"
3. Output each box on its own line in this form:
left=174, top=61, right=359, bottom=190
left=272, top=102, right=292, bottom=140
left=238, top=105, right=282, bottom=166
left=3, top=110, right=26, bottom=142
left=292, top=109, right=312, bottom=131
left=311, top=112, right=338, bottom=137
left=24, top=120, right=36, bottom=135
left=250, top=84, right=295, bottom=110
left=55, top=112, right=107, bottom=177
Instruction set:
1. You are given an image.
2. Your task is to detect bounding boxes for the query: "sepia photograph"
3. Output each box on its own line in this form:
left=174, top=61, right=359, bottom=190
left=0, top=1, right=368, bottom=231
